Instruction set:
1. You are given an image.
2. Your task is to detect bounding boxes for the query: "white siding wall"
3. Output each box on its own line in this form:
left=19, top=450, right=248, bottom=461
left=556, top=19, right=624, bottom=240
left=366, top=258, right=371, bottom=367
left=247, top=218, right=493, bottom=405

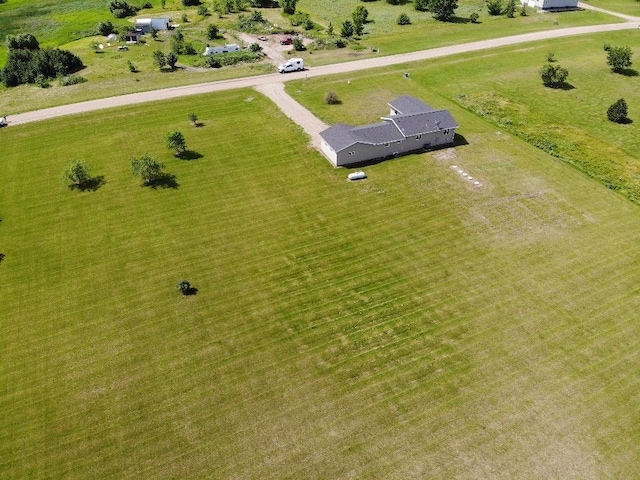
left=335, top=130, right=456, bottom=166
left=321, top=141, right=338, bottom=166
left=523, top=0, right=578, bottom=8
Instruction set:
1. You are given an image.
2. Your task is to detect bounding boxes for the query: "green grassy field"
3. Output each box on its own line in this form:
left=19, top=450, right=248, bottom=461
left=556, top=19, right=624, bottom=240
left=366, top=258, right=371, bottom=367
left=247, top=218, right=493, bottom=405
left=586, top=0, right=640, bottom=16
left=0, top=0, right=621, bottom=114
left=288, top=29, right=640, bottom=201
left=3, top=44, right=640, bottom=477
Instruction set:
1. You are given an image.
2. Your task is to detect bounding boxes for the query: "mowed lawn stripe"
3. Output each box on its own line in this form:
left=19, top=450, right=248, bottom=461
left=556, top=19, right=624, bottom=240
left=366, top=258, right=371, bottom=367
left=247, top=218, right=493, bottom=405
left=4, top=56, right=640, bottom=478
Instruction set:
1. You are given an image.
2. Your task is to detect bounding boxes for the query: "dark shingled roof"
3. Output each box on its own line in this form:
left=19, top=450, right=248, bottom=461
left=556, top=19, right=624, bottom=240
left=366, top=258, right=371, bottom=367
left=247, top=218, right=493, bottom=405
left=388, top=95, right=432, bottom=115
left=320, top=96, right=458, bottom=153
left=387, top=110, right=458, bottom=137
left=349, top=122, right=405, bottom=145
left=320, top=123, right=357, bottom=151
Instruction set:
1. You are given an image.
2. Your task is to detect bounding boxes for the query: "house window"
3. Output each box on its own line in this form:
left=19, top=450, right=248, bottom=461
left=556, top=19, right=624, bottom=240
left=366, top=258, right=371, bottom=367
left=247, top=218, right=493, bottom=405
left=416, top=135, right=422, bottom=140
left=396, top=140, right=402, bottom=144
left=384, top=142, right=390, bottom=147
left=348, top=151, right=355, bottom=155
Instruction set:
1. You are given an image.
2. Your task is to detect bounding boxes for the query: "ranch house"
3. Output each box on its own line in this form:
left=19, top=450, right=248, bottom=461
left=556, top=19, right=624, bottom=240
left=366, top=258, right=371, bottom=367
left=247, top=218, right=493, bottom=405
left=320, top=96, right=458, bottom=167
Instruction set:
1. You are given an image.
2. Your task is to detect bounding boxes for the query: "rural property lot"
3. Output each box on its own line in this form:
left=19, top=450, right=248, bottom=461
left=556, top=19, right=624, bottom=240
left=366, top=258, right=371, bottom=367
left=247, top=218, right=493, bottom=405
left=3, top=41, right=640, bottom=476
left=2, top=1, right=640, bottom=478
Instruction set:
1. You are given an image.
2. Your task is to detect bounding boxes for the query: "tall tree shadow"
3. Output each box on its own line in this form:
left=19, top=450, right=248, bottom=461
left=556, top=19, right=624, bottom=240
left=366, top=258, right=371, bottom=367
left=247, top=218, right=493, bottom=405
left=177, top=150, right=203, bottom=160
left=69, top=175, right=106, bottom=192
left=147, top=173, right=179, bottom=189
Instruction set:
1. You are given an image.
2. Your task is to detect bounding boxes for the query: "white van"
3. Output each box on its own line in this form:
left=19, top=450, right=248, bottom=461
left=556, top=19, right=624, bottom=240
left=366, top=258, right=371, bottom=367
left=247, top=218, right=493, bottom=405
left=278, top=58, right=304, bottom=73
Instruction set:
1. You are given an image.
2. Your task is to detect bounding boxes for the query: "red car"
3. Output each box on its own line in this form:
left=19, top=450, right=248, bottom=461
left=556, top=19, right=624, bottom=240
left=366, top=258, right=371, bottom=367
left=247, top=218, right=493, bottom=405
left=279, top=36, right=293, bottom=45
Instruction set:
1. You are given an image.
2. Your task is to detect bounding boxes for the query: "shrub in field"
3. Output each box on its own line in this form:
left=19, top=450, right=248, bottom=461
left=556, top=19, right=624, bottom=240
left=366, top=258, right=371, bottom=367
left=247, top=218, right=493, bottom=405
left=431, top=0, right=458, bottom=21
left=166, top=52, right=178, bottom=70
left=325, top=91, right=340, bottom=105
left=6, top=33, right=39, bottom=51
left=414, top=0, right=429, bottom=11
left=131, top=154, right=166, bottom=185
left=341, top=20, right=355, bottom=38
left=153, top=50, right=166, bottom=70
left=607, top=99, right=628, bottom=123
left=63, top=160, right=92, bottom=189
left=166, top=131, right=187, bottom=157
left=109, top=0, right=139, bottom=18
left=352, top=5, right=369, bottom=24
left=128, top=60, right=138, bottom=72
left=293, top=38, right=305, bottom=51
left=177, top=280, right=196, bottom=295
left=96, top=20, right=116, bottom=36
left=203, top=51, right=261, bottom=67
left=469, top=12, right=479, bottom=23
left=605, top=45, right=633, bottom=73
left=546, top=51, right=556, bottom=62
left=207, top=24, right=220, bottom=40
left=59, top=75, right=87, bottom=86
left=281, top=0, right=298, bottom=15
left=540, top=63, right=568, bottom=88
left=397, top=13, right=411, bottom=25
left=504, top=0, right=516, bottom=18
left=487, top=0, right=503, bottom=15
left=188, top=113, right=199, bottom=126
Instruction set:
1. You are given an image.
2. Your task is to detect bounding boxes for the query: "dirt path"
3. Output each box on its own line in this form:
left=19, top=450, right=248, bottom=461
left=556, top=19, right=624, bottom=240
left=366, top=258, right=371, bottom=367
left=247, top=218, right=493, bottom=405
left=236, top=33, right=287, bottom=66
left=255, top=82, right=328, bottom=149
left=8, top=17, right=639, bottom=127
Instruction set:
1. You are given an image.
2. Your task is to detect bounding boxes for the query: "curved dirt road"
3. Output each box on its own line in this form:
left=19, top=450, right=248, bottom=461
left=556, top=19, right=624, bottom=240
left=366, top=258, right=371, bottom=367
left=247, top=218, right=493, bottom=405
left=8, top=4, right=639, bottom=127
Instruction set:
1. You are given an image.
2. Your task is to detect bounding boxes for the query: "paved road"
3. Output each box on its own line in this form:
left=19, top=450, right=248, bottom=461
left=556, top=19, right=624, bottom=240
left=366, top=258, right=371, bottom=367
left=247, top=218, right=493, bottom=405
left=8, top=3, right=639, bottom=126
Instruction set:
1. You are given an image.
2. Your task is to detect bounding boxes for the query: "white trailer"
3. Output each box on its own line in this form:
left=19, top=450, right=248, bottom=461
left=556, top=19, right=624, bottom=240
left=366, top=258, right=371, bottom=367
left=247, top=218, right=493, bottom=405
left=278, top=58, right=304, bottom=73
left=203, top=44, right=241, bottom=56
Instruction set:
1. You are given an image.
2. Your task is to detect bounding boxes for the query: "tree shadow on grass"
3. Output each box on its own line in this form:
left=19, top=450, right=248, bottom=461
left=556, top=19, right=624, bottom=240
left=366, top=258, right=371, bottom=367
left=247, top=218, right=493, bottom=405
left=615, top=117, right=634, bottom=125
left=177, top=150, right=203, bottom=160
left=69, top=175, right=106, bottom=192
left=614, top=68, right=639, bottom=77
left=147, top=173, right=179, bottom=189
left=448, top=16, right=472, bottom=24
left=546, top=82, right=575, bottom=90
left=183, top=286, right=198, bottom=296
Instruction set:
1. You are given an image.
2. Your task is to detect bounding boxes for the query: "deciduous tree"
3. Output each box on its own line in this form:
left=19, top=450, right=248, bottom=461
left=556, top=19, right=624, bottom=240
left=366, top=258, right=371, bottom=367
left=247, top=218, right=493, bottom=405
left=165, top=131, right=187, bottom=156
left=131, top=154, right=165, bottom=185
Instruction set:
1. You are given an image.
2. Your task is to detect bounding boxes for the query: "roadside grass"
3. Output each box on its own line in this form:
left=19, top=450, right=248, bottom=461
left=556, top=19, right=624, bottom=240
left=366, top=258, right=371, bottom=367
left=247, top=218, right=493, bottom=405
left=287, top=30, right=640, bottom=202
left=586, top=0, right=640, bottom=16
left=3, top=78, right=640, bottom=476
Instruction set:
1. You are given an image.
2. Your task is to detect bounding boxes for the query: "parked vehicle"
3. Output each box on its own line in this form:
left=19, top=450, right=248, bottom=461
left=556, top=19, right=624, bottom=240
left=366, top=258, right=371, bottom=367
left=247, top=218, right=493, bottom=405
left=279, top=36, right=293, bottom=45
left=278, top=58, right=304, bottom=73
left=0, top=116, right=7, bottom=127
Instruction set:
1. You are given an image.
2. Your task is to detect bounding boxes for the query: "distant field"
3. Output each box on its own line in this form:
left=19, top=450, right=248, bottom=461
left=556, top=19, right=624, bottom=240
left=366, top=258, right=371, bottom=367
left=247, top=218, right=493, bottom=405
left=0, top=0, right=620, bottom=114
left=3, top=56, right=640, bottom=477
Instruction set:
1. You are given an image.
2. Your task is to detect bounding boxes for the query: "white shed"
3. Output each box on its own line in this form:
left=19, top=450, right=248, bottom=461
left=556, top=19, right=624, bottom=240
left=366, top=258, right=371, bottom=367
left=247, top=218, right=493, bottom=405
left=203, top=44, right=241, bottom=56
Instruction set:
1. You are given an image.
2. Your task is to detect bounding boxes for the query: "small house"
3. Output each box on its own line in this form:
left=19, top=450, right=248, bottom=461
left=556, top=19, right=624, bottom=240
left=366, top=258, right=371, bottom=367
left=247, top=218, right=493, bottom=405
left=124, top=32, right=142, bottom=44
left=203, top=44, right=241, bottom=56
left=135, top=17, right=171, bottom=33
left=320, top=96, right=458, bottom=167
left=520, top=0, right=578, bottom=9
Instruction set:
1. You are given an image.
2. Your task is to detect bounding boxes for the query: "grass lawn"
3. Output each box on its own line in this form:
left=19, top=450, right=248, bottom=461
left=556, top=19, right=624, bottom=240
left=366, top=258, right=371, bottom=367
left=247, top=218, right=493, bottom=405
left=585, top=0, right=640, bottom=16
left=288, top=29, right=640, bottom=200
left=3, top=63, right=640, bottom=477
